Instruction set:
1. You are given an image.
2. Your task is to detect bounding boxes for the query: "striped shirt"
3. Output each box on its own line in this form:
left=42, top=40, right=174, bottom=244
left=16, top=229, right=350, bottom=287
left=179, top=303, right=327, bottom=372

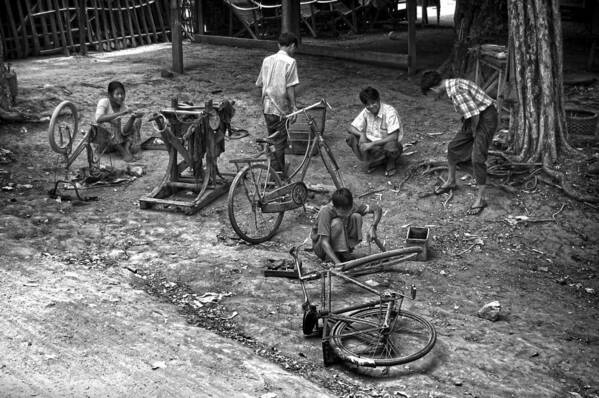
left=256, top=50, right=299, bottom=117
left=445, top=78, right=494, bottom=119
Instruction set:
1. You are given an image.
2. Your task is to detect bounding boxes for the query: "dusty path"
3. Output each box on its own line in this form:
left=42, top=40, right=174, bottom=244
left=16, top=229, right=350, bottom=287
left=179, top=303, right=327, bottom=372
left=1, top=40, right=598, bottom=397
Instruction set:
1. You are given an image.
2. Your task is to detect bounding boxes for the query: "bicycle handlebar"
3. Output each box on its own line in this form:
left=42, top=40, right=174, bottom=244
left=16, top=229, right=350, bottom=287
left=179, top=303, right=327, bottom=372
left=285, top=99, right=332, bottom=119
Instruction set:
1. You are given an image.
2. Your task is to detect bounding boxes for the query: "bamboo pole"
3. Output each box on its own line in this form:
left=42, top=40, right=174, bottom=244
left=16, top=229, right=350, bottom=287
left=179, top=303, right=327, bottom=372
left=106, top=0, right=122, bottom=49
left=91, top=0, right=104, bottom=51
left=60, top=0, right=76, bottom=51
left=122, top=0, right=138, bottom=47
left=35, top=0, right=52, bottom=50
left=24, top=0, right=42, bottom=55
left=127, top=0, right=145, bottom=45
left=137, top=0, right=153, bottom=44
left=153, top=0, right=168, bottom=41
left=52, top=0, right=69, bottom=55
left=115, top=0, right=128, bottom=47
left=99, top=0, right=115, bottom=50
left=4, top=2, right=23, bottom=58
left=45, top=0, right=61, bottom=51
left=144, top=0, right=159, bottom=42
left=15, top=0, right=32, bottom=56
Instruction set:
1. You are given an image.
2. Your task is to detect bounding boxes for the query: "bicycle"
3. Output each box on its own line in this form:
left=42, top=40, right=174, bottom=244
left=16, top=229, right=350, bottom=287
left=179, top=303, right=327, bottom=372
left=48, top=100, right=100, bottom=170
left=290, top=246, right=437, bottom=368
left=227, top=99, right=344, bottom=244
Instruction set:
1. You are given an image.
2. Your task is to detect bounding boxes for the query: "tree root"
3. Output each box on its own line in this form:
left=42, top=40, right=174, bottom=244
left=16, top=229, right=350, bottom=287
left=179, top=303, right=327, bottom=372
left=541, top=159, right=599, bottom=203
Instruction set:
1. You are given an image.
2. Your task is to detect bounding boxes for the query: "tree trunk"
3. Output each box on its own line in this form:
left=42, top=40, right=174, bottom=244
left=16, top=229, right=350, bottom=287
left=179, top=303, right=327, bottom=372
left=508, top=0, right=576, bottom=163
left=441, top=0, right=508, bottom=76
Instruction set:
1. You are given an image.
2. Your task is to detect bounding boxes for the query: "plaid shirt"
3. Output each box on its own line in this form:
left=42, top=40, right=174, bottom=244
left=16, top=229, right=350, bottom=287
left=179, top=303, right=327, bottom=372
left=445, top=78, right=494, bottom=119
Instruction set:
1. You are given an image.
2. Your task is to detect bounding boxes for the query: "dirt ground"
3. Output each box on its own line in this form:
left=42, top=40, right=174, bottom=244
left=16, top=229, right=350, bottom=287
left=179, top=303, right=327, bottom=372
left=1, top=25, right=599, bottom=398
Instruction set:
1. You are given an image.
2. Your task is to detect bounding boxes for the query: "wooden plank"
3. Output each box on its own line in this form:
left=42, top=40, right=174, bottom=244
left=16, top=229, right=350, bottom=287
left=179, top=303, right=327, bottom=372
left=171, top=0, right=183, bottom=73
left=194, top=0, right=204, bottom=35
left=15, top=0, right=31, bottom=56
left=115, top=0, right=128, bottom=46
left=192, top=35, right=410, bottom=69
left=91, top=0, right=104, bottom=51
left=52, top=0, right=70, bottom=55
left=24, top=0, right=42, bottom=55
left=4, top=2, right=23, bottom=58
left=137, top=0, right=153, bottom=44
left=106, top=0, right=122, bottom=49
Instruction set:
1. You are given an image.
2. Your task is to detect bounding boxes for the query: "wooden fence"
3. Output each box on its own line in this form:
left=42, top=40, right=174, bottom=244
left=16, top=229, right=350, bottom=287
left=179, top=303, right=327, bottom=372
left=0, top=0, right=178, bottom=60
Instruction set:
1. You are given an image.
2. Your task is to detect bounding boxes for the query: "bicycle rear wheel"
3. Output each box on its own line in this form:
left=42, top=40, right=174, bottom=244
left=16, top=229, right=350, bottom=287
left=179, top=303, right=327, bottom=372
left=48, top=100, right=79, bottom=155
left=329, top=307, right=436, bottom=367
left=319, top=141, right=344, bottom=189
left=227, top=163, right=284, bottom=244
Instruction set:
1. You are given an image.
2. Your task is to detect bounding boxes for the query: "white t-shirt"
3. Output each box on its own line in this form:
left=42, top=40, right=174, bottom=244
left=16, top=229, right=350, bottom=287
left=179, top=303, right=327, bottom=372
left=351, top=102, right=403, bottom=142
left=255, top=50, right=299, bottom=116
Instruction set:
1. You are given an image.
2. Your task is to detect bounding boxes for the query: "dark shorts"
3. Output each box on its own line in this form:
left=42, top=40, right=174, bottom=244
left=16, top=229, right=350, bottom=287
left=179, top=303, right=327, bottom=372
left=345, top=134, right=403, bottom=163
left=264, top=114, right=288, bottom=172
left=447, top=105, right=497, bottom=185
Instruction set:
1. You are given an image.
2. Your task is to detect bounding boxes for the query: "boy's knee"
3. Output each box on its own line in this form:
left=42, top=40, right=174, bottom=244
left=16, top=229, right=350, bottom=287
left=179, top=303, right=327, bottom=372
left=349, top=213, right=362, bottom=223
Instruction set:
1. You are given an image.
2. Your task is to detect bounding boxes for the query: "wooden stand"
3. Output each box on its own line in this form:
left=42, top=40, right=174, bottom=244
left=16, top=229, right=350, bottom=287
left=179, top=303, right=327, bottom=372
left=139, top=101, right=232, bottom=215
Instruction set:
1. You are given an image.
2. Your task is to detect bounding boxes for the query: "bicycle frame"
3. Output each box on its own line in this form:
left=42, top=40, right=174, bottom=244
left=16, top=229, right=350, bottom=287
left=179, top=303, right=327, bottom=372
left=61, top=129, right=97, bottom=170
left=229, top=99, right=341, bottom=214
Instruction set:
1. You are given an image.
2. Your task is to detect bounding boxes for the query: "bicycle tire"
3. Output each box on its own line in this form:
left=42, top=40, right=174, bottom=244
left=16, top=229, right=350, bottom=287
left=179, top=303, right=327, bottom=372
left=48, top=100, right=79, bottom=155
left=302, top=308, right=319, bottom=335
left=329, top=307, right=436, bottom=367
left=227, top=163, right=284, bottom=244
left=340, top=247, right=422, bottom=272
left=319, top=141, right=344, bottom=189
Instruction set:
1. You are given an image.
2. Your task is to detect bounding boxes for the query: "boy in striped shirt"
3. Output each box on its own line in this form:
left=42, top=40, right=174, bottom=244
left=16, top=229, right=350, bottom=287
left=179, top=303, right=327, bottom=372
left=421, top=70, right=498, bottom=215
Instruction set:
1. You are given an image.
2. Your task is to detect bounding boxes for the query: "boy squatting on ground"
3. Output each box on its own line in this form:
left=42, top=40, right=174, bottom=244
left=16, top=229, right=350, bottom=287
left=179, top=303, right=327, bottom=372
left=255, top=32, right=300, bottom=176
left=420, top=70, right=498, bottom=216
left=311, top=188, right=382, bottom=264
left=346, top=87, right=404, bottom=177
left=94, top=81, right=144, bottom=162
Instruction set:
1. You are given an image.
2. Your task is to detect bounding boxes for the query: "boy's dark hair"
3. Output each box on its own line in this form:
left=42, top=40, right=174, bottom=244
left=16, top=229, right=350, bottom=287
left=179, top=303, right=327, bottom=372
left=278, top=32, right=298, bottom=47
left=107, top=80, right=125, bottom=95
left=420, top=70, right=442, bottom=95
left=359, top=87, right=380, bottom=104
left=332, top=188, right=353, bottom=210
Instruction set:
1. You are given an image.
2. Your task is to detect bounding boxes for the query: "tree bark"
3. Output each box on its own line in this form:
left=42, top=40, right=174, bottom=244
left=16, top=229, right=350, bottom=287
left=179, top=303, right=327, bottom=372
left=508, top=0, right=576, bottom=163
left=440, top=0, right=508, bottom=76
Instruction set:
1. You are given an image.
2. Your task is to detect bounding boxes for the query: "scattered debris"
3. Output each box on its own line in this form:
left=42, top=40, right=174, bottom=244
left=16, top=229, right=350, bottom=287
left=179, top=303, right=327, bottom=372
left=477, top=301, right=502, bottom=322
left=151, top=361, right=167, bottom=370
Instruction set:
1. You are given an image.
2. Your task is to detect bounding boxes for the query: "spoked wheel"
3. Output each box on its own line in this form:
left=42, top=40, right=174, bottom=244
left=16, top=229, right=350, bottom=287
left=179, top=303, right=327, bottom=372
left=319, top=141, right=344, bottom=189
left=48, top=100, right=79, bottom=155
left=329, top=307, right=436, bottom=367
left=227, top=163, right=284, bottom=244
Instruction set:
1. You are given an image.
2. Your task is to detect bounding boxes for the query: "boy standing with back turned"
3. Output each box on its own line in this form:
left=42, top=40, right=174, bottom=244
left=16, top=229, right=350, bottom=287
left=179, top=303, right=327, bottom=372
left=420, top=70, right=497, bottom=215
left=256, top=32, right=300, bottom=177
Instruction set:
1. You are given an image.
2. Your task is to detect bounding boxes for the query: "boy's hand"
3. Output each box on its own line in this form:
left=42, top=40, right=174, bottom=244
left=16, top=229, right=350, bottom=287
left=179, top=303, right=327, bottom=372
left=133, top=110, right=145, bottom=118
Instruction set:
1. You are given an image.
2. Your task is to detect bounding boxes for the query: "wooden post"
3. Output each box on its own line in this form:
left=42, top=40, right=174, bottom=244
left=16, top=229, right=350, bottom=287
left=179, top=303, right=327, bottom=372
left=171, top=0, right=183, bottom=74
left=407, top=0, right=416, bottom=75
left=281, top=0, right=300, bottom=41
left=195, top=0, right=205, bottom=35
left=77, top=0, right=88, bottom=54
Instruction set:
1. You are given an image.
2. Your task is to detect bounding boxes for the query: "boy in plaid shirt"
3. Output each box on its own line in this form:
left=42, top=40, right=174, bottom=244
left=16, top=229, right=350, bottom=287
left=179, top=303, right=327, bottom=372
left=420, top=70, right=498, bottom=215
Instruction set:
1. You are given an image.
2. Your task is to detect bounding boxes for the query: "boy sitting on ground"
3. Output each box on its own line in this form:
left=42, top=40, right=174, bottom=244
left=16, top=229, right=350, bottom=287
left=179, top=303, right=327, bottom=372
left=346, top=87, right=404, bottom=177
left=311, top=188, right=382, bottom=264
left=420, top=70, right=498, bottom=216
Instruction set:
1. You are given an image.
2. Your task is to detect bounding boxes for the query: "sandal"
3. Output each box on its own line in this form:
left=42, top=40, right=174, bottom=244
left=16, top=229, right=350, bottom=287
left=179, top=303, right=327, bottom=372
left=434, top=185, right=456, bottom=195
left=466, top=200, right=487, bottom=216
left=385, top=168, right=397, bottom=177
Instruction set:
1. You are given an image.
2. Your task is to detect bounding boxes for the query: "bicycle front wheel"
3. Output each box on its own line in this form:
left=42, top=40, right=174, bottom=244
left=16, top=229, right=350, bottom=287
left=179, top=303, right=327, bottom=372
left=319, top=141, right=344, bottom=189
left=227, top=163, right=284, bottom=244
left=48, top=100, right=79, bottom=155
left=329, top=307, right=436, bottom=367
